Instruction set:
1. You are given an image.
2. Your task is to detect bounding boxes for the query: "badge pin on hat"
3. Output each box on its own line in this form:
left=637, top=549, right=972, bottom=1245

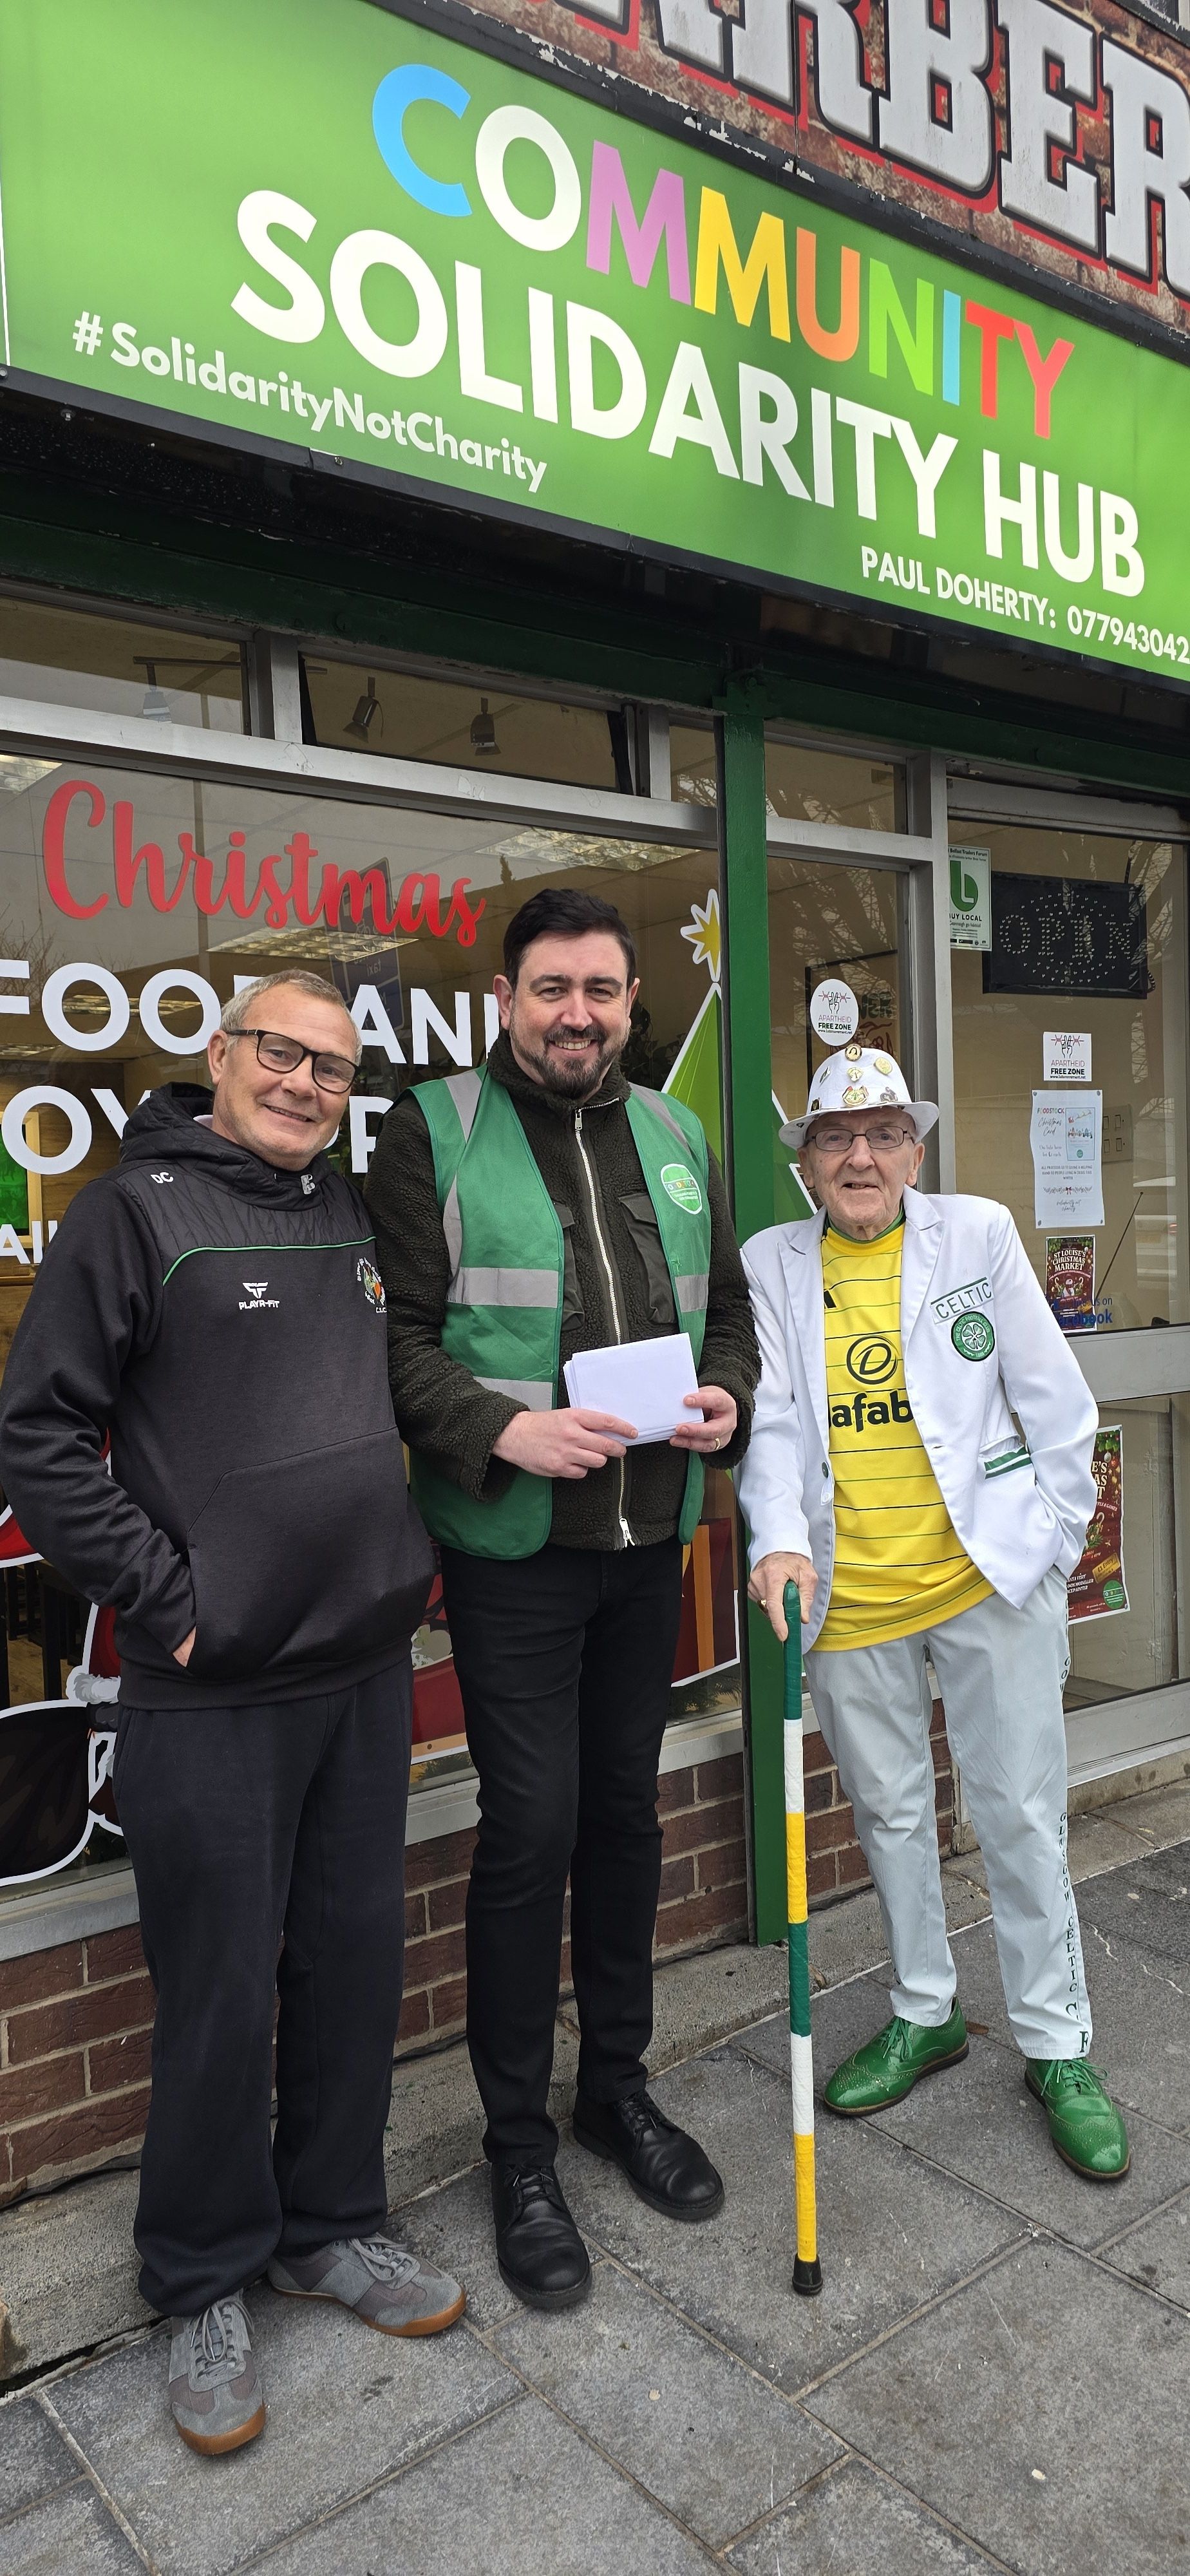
left=780, top=1048, right=940, bottom=1150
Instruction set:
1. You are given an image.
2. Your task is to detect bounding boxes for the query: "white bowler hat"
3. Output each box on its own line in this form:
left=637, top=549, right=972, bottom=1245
left=780, top=1046, right=939, bottom=1150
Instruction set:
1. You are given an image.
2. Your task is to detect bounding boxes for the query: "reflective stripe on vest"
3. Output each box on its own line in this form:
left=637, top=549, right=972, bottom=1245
left=439, top=1068, right=484, bottom=1280
left=449, top=1269, right=559, bottom=1309
left=476, top=1374, right=554, bottom=1408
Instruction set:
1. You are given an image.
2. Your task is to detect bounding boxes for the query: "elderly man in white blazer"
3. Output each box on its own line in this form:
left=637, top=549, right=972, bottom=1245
left=739, top=1045, right=1129, bottom=2181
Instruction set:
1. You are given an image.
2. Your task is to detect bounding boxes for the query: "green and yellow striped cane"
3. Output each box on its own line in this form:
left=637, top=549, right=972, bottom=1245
left=784, top=1582, right=823, bottom=2297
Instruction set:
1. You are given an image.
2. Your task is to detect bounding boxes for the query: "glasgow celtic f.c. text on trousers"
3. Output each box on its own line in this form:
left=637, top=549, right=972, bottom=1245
left=806, top=1569, right=1091, bottom=2060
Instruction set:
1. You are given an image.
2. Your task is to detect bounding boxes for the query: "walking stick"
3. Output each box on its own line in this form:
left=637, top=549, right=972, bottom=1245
left=784, top=1581, right=822, bottom=2297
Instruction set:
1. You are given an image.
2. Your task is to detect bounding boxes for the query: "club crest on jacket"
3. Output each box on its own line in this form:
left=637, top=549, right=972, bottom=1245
left=357, top=1256, right=386, bottom=1314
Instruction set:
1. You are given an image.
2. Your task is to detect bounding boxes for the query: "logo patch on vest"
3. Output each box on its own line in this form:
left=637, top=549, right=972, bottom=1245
left=952, top=1311, right=996, bottom=1361
left=661, top=1162, right=703, bottom=1215
left=357, top=1256, right=386, bottom=1314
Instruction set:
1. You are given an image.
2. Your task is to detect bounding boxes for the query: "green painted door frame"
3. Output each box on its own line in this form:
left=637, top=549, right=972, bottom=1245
left=718, top=685, right=786, bottom=1948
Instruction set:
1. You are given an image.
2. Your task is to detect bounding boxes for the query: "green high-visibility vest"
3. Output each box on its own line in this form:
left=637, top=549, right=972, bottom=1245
left=410, top=1069, right=712, bottom=1558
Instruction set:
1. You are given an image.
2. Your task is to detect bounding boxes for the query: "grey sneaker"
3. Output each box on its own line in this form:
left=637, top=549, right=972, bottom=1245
left=267, top=2235, right=465, bottom=2336
left=168, top=2295, right=265, bottom=2456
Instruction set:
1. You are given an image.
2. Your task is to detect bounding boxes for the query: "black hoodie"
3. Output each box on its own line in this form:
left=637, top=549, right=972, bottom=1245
left=0, top=1085, right=433, bottom=1709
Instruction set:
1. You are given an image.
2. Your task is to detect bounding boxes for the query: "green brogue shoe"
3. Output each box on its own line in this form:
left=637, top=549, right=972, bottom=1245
left=1025, top=2059, right=1131, bottom=2180
left=824, top=2004, right=969, bottom=2115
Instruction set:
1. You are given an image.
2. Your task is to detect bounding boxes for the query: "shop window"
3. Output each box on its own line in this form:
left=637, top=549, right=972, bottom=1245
left=767, top=856, right=905, bottom=1220
left=950, top=825, right=1189, bottom=1336
left=1063, top=1397, right=1190, bottom=1716
left=0, top=596, right=247, bottom=731
left=766, top=734, right=906, bottom=833
left=670, top=723, right=717, bottom=808
left=300, top=659, right=638, bottom=791
left=0, top=757, right=734, bottom=1896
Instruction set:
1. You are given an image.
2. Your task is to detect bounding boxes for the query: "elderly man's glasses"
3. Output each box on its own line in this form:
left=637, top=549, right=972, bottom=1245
left=809, top=1122, right=915, bottom=1156
left=229, top=1028, right=359, bottom=1094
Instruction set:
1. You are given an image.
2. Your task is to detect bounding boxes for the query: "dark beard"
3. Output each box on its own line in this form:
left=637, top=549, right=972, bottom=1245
left=519, top=1027, right=621, bottom=1099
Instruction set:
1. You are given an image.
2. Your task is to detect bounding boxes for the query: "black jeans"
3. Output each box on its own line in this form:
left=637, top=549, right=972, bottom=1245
left=112, top=1661, right=411, bottom=2316
left=440, top=1539, right=684, bottom=2166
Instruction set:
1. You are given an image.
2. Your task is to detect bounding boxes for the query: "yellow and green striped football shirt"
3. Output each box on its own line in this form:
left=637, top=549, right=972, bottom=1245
left=815, top=1215, right=993, bottom=1652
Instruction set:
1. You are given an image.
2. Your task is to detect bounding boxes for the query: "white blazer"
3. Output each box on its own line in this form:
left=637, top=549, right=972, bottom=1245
left=737, top=1189, right=1099, bottom=1651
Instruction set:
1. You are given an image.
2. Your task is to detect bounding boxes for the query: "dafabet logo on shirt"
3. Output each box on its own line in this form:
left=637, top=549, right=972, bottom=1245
left=830, top=1387, right=914, bottom=1433
left=845, top=1334, right=897, bottom=1387
left=831, top=1331, right=914, bottom=1431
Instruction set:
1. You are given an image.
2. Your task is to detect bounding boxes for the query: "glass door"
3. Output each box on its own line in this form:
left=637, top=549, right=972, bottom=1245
left=769, top=850, right=907, bottom=1205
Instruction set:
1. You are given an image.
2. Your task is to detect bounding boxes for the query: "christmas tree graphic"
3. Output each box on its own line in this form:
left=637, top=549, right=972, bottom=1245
left=665, top=892, right=814, bottom=1221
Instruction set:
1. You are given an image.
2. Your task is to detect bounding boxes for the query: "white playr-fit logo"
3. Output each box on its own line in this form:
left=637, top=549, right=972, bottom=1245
left=239, top=1279, right=279, bottom=1311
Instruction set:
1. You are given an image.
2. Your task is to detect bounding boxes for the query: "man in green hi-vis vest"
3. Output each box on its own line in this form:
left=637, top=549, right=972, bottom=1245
left=368, top=889, right=760, bottom=2312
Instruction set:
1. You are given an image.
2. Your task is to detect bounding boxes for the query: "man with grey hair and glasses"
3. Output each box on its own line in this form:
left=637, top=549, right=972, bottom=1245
left=0, top=971, right=463, bottom=2458
left=739, top=1045, right=1130, bottom=2185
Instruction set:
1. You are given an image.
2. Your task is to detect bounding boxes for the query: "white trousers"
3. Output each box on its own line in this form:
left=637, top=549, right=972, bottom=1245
left=806, top=1571, right=1091, bottom=2060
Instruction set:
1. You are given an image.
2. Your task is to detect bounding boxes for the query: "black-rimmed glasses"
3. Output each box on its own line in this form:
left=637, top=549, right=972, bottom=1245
left=229, top=1028, right=359, bottom=1094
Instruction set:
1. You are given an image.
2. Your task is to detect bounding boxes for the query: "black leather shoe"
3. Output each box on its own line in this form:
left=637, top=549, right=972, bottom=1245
left=491, top=2162, right=591, bottom=2311
left=572, top=2091, right=725, bottom=2221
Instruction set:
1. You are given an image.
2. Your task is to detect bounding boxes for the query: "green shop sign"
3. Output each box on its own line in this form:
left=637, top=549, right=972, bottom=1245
left=1, top=0, right=1187, bottom=683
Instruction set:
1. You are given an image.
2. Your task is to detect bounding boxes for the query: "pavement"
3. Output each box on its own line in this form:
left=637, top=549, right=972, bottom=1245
left=1, top=1777, right=1187, bottom=2573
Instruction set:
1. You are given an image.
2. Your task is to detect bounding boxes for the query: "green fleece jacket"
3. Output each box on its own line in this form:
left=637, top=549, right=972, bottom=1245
left=366, top=1033, right=760, bottom=1552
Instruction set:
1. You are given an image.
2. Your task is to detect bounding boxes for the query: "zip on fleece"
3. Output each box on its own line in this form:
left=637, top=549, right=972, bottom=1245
left=574, top=1104, right=634, bottom=1549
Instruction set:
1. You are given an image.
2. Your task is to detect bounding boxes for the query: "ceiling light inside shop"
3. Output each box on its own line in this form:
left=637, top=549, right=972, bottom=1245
left=137, top=659, right=171, bottom=719
left=469, top=697, right=499, bottom=757
left=346, top=679, right=384, bottom=743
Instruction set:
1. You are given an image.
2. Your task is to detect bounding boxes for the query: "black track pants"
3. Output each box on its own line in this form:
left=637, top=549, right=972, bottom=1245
left=112, top=1661, right=411, bottom=2316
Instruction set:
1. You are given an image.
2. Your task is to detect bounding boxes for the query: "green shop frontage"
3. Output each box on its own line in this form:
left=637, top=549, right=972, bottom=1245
left=1, top=0, right=1189, bottom=2202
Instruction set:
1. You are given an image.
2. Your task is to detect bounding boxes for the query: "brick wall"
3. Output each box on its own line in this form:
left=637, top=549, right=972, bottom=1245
left=0, top=1731, right=954, bottom=2204
left=0, top=1924, right=153, bottom=2206
left=805, top=1699, right=954, bottom=1903
left=398, top=1749, right=752, bottom=2056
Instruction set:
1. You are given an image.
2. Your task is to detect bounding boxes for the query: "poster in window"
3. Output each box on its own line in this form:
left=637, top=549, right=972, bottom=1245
left=1030, top=1092, right=1104, bottom=1230
left=1067, top=1427, right=1129, bottom=1622
left=1045, top=1235, right=1096, bottom=1332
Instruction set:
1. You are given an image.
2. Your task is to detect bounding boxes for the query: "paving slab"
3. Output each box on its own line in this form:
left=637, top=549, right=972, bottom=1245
left=806, top=2236, right=1190, bottom=2576
left=876, top=2025, right=1190, bottom=2248
left=1076, top=1842, right=1190, bottom=1969
left=559, top=2047, right=1023, bottom=2392
left=728, top=2456, right=1000, bottom=2573
left=1108, top=1777, right=1190, bottom=1852
left=1063, top=1806, right=1167, bottom=1880
left=732, top=1967, right=903, bottom=2091
left=1099, top=2185, right=1190, bottom=2313
left=0, top=2396, right=76, bottom=2519
left=807, top=1885, right=891, bottom=1987
left=940, top=1915, right=1190, bottom=2132
left=254, top=2392, right=717, bottom=2575
left=494, top=2251, right=840, bottom=2546
left=0, top=2171, right=149, bottom=2380
left=0, top=2480, right=143, bottom=2575
left=393, top=2162, right=524, bottom=2333
left=643, top=1941, right=791, bottom=2063
left=48, top=2288, right=515, bottom=2575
